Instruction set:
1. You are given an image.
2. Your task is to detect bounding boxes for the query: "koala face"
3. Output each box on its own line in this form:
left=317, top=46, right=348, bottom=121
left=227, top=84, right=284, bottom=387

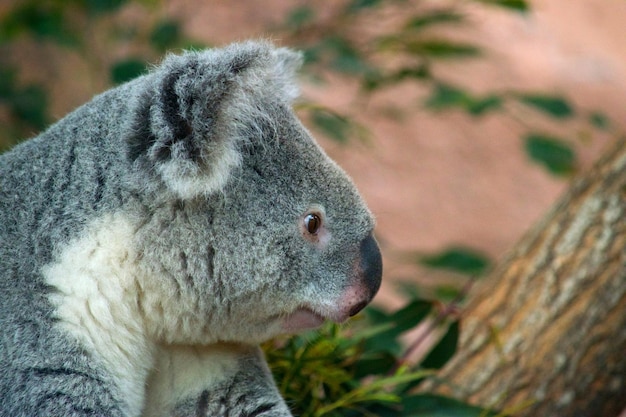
left=126, top=42, right=382, bottom=345
left=211, top=112, right=381, bottom=343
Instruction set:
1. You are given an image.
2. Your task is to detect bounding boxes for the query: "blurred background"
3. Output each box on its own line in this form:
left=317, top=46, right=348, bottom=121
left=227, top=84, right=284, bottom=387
left=1, top=0, right=625, bottom=308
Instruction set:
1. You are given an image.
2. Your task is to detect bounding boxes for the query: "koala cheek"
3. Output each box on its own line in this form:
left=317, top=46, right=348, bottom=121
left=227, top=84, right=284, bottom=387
left=337, top=234, right=383, bottom=319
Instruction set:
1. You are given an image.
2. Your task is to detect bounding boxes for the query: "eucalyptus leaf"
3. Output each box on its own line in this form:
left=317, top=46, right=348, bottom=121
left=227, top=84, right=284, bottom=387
left=82, top=0, right=128, bottom=15
left=425, top=84, right=501, bottom=116
left=389, top=300, right=433, bottom=333
left=364, top=305, right=391, bottom=325
left=475, top=0, right=529, bottom=12
left=589, top=111, right=610, bottom=131
left=353, top=352, right=397, bottom=379
left=285, top=6, right=315, bottom=29
left=363, top=300, right=432, bottom=355
left=1, top=3, right=78, bottom=46
left=150, top=20, right=181, bottom=52
left=310, top=108, right=351, bottom=143
left=401, top=394, right=498, bottom=416
left=517, top=93, right=574, bottom=119
left=346, top=0, right=383, bottom=13
left=419, top=247, right=490, bottom=275
left=0, top=68, right=16, bottom=99
left=110, top=58, right=147, bottom=84
left=467, top=95, right=502, bottom=115
left=404, top=10, right=464, bottom=31
left=11, top=85, right=48, bottom=130
left=424, top=84, right=469, bottom=111
left=420, top=321, right=460, bottom=370
left=405, top=40, right=480, bottom=58
left=524, top=134, right=577, bottom=176
left=435, top=285, right=462, bottom=302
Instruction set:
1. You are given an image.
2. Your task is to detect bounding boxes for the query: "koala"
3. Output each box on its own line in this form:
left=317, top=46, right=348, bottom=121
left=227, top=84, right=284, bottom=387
left=0, top=41, right=382, bottom=417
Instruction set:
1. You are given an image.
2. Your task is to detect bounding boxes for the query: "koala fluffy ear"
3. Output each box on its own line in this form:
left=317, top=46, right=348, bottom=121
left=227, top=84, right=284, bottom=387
left=126, top=41, right=303, bottom=199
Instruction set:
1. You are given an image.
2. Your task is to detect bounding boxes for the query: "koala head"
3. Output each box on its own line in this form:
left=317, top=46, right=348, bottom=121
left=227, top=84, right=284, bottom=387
left=125, top=41, right=382, bottom=345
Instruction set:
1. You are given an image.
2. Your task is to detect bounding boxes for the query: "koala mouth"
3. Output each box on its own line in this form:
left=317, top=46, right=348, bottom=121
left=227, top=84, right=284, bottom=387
left=281, top=307, right=326, bottom=333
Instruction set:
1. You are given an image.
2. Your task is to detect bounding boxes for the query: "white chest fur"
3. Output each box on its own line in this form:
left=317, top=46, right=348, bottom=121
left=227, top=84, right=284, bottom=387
left=44, top=214, right=151, bottom=415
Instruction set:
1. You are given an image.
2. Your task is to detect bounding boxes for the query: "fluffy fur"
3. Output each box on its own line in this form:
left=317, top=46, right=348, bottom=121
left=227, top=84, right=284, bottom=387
left=0, top=41, right=382, bottom=416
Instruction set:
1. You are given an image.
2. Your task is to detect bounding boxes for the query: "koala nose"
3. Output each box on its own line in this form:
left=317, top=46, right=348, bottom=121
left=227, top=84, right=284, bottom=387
left=354, top=234, right=382, bottom=311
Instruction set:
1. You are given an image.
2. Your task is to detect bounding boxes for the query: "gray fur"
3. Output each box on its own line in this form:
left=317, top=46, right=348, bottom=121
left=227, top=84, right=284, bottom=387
left=0, top=41, right=381, bottom=416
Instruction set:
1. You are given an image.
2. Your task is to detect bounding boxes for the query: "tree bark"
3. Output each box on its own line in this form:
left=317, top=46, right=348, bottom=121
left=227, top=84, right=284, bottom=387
left=431, top=139, right=626, bottom=417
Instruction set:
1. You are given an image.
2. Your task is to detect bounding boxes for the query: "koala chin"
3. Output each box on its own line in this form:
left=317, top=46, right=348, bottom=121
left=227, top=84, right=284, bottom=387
left=0, top=40, right=382, bottom=417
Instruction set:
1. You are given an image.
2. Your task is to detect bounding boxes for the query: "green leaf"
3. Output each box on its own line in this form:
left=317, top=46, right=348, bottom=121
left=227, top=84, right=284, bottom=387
left=405, top=40, right=480, bottom=58
left=434, top=285, right=462, bottom=302
left=364, top=305, right=391, bottom=325
left=419, top=247, right=490, bottom=275
left=150, top=20, right=181, bottom=52
left=517, top=93, right=574, bottom=119
left=353, top=351, right=397, bottom=379
left=11, top=85, right=48, bottom=130
left=393, top=281, right=422, bottom=301
left=475, top=0, right=529, bottom=12
left=420, top=321, right=459, bottom=369
left=424, top=84, right=501, bottom=116
left=1, top=3, right=78, bottom=46
left=82, top=0, right=128, bottom=15
left=322, top=37, right=373, bottom=75
left=524, top=134, right=577, bottom=176
left=361, top=66, right=430, bottom=91
left=363, top=330, right=403, bottom=356
left=401, top=394, right=498, bottom=416
left=589, top=111, right=610, bottom=131
left=346, top=0, right=383, bottom=13
left=466, top=95, right=502, bottom=115
left=110, top=58, right=147, bottom=84
left=310, top=108, right=351, bottom=143
left=364, top=300, right=432, bottom=355
left=404, top=10, right=464, bottom=31
left=0, top=68, right=16, bottom=99
left=424, top=84, right=469, bottom=110
left=389, top=300, right=433, bottom=333
left=285, top=6, right=315, bottom=30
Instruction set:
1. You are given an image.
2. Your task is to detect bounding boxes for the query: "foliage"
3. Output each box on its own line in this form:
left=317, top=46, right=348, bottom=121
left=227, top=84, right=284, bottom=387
left=277, top=0, right=616, bottom=178
left=263, top=242, right=496, bottom=416
left=0, top=67, right=48, bottom=140
left=0, top=0, right=195, bottom=151
left=417, top=246, right=490, bottom=276
left=264, top=294, right=497, bottom=417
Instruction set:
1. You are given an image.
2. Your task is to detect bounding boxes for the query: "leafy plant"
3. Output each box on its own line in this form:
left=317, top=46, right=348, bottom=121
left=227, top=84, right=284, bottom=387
left=417, top=246, right=491, bottom=276
left=264, top=292, right=496, bottom=417
left=264, top=243, right=496, bottom=417
left=0, top=0, right=200, bottom=149
left=278, top=0, right=615, bottom=179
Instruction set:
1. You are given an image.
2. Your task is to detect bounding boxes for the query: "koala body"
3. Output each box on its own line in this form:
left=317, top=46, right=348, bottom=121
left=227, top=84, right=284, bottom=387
left=0, top=41, right=382, bottom=416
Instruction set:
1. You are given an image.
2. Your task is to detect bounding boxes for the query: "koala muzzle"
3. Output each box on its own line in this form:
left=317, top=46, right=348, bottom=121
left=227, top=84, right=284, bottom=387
left=349, top=234, right=383, bottom=317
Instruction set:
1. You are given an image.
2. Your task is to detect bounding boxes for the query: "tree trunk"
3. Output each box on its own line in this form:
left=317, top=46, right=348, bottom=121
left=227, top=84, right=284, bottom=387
left=431, top=139, right=626, bottom=417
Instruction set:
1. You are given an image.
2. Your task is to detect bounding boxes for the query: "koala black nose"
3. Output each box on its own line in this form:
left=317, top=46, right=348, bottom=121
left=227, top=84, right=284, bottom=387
left=359, top=233, right=383, bottom=301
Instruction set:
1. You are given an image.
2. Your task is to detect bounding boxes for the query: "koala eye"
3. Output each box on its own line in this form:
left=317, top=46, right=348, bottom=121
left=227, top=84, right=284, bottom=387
left=304, top=213, right=322, bottom=235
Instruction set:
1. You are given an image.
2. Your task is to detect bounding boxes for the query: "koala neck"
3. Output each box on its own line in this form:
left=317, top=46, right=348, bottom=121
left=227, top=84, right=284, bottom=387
left=44, top=213, right=158, bottom=416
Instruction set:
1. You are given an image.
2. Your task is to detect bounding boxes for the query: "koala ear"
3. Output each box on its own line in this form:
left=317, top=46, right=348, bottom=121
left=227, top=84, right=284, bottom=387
left=126, top=41, right=303, bottom=199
